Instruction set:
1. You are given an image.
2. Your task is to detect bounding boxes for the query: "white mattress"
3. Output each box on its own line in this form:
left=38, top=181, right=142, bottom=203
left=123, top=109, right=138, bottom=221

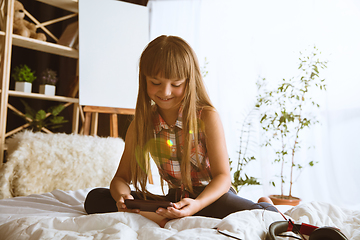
left=0, top=188, right=358, bottom=240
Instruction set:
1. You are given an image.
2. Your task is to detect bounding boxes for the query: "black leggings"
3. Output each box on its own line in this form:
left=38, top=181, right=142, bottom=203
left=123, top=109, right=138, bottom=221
left=84, top=187, right=278, bottom=219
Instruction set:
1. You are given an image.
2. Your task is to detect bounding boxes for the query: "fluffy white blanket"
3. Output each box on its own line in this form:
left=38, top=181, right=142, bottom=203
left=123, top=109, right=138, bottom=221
left=0, top=131, right=124, bottom=199
left=0, top=188, right=358, bottom=240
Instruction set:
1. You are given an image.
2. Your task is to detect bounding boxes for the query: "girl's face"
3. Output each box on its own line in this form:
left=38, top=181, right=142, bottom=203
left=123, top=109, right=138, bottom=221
left=146, top=75, right=186, bottom=112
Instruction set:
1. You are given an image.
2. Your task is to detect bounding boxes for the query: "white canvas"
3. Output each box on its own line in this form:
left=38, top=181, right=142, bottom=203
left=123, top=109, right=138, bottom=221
left=79, top=0, right=149, bottom=109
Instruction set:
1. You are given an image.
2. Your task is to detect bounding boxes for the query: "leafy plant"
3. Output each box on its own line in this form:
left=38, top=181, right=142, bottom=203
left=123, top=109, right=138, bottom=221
left=230, top=106, right=261, bottom=192
left=20, top=100, right=68, bottom=132
left=11, top=64, right=37, bottom=83
left=40, top=68, right=58, bottom=85
left=256, top=46, right=327, bottom=198
left=201, top=57, right=209, bottom=78
left=201, top=58, right=260, bottom=192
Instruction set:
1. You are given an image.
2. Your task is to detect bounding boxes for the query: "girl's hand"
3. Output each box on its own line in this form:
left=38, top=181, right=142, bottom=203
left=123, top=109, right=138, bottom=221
left=116, top=194, right=140, bottom=213
left=155, top=198, right=201, bottom=219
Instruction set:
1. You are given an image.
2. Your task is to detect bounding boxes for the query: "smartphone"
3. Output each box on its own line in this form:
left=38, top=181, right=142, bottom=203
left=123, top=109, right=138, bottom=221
left=124, top=199, right=174, bottom=212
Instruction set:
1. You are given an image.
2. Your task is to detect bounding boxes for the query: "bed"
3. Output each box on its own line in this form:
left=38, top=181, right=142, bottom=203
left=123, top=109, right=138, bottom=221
left=0, top=187, right=359, bottom=239
left=0, top=132, right=358, bottom=239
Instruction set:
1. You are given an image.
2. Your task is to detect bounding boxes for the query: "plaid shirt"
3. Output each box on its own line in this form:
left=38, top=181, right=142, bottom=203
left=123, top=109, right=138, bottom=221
left=151, top=105, right=212, bottom=194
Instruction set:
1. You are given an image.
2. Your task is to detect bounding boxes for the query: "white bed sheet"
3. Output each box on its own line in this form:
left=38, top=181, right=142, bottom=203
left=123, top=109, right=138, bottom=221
left=0, top=188, right=358, bottom=240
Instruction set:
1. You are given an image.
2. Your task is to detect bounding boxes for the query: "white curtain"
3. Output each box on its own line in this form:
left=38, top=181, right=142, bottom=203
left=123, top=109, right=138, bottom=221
left=148, top=0, right=360, bottom=210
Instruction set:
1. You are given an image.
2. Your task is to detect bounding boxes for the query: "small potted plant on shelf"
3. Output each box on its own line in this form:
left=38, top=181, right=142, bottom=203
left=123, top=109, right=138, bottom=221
left=11, top=64, right=36, bottom=93
left=39, top=68, right=58, bottom=96
left=256, top=46, right=327, bottom=206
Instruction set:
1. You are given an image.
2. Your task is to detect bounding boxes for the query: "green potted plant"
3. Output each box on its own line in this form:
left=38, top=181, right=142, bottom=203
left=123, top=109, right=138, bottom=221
left=20, top=100, right=68, bottom=132
left=39, top=68, right=58, bottom=96
left=256, top=46, right=327, bottom=205
left=230, top=106, right=261, bottom=193
left=11, top=64, right=36, bottom=93
left=201, top=58, right=260, bottom=192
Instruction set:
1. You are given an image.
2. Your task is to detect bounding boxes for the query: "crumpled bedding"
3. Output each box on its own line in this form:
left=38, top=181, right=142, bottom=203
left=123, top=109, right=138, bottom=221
left=0, top=188, right=358, bottom=240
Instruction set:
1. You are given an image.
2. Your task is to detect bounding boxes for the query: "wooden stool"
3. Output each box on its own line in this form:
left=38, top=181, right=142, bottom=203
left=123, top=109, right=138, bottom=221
left=82, top=106, right=135, bottom=137
left=82, top=106, right=153, bottom=184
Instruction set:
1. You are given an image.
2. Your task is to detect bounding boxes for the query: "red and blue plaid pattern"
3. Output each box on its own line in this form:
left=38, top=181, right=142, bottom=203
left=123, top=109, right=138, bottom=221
left=151, top=105, right=212, bottom=195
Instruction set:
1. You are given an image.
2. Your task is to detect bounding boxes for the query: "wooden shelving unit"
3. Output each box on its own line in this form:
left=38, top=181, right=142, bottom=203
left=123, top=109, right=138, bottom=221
left=7, top=90, right=79, bottom=103
left=0, top=0, right=79, bottom=166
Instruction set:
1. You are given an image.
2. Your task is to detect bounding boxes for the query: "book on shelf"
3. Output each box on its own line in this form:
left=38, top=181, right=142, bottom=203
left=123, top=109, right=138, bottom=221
left=58, top=21, right=78, bottom=49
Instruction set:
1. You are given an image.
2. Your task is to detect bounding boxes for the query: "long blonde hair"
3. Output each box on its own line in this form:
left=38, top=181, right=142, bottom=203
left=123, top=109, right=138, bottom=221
left=131, top=35, right=214, bottom=197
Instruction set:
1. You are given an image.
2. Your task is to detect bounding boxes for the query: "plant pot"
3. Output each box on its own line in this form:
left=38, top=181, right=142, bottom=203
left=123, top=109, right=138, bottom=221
left=269, top=194, right=301, bottom=206
left=39, top=84, right=56, bottom=96
left=15, top=82, right=32, bottom=93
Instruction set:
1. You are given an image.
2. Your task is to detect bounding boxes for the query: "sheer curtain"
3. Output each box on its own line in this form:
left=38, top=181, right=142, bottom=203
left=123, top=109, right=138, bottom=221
left=148, top=0, right=360, bottom=210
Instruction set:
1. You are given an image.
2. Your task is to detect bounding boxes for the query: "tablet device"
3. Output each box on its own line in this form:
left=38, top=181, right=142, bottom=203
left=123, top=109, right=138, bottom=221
left=125, top=199, right=174, bottom=212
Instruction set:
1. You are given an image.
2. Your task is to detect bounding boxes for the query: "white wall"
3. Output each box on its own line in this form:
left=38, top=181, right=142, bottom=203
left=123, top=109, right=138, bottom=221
left=149, top=0, right=360, bottom=209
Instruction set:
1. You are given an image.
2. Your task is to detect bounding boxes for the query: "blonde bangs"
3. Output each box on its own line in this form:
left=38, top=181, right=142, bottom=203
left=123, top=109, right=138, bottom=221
left=140, top=36, right=191, bottom=80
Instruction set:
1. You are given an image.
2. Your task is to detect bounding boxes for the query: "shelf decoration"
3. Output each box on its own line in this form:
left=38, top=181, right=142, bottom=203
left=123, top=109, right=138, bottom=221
left=12, top=64, right=36, bottom=93
left=39, top=68, right=58, bottom=96
left=13, top=0, right=46, bottom=41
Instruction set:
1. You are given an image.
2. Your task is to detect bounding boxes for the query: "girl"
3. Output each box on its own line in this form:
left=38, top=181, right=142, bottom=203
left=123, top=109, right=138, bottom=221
left=84, top=35, right=277, bottom=227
